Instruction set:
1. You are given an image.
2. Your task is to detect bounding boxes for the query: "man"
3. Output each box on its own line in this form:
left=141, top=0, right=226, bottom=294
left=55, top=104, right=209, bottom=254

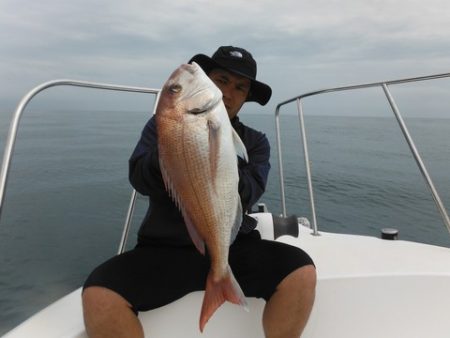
left=83, top=46, right=316, bottom=338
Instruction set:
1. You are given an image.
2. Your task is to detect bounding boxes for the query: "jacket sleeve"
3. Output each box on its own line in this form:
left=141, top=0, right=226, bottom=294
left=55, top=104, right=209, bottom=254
left=128, top=116, right=166, bottom=197
left=237, top=132, right=270, bottom=213
left=129, top=116, right=270, bottom=211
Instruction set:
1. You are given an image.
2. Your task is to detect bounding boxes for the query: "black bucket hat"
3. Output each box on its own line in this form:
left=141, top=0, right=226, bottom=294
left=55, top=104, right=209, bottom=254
left=189, top=46, right=272, bottom=105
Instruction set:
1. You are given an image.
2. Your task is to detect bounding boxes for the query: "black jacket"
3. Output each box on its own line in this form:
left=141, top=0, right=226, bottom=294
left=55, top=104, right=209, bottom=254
left=129, top=115, right=270, bottom=246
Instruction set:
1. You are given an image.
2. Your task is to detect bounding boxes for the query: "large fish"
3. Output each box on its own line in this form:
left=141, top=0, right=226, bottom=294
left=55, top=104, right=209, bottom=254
left=156, top=62, right=249, bottom=332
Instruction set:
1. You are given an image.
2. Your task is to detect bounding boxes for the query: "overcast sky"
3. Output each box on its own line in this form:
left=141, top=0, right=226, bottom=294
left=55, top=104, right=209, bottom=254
left=1, top=0, right=450, bottom=117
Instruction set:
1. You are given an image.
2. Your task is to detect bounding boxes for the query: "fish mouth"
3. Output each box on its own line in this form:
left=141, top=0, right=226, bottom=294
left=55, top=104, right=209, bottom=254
left=187, top=88, right=222, bottom=115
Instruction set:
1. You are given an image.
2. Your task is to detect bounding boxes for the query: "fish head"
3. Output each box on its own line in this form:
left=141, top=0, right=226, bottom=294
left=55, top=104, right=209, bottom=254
left=157, top=62, right=223, bottom=120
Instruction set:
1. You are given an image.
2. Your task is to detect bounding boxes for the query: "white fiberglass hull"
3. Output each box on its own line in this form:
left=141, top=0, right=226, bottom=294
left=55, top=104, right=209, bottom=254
left=3, top=215, right=450, bottom=338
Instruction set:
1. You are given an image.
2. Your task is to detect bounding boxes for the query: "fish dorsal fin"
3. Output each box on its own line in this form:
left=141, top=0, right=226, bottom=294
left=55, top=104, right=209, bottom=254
left=183, top=211, right=206, bottom=255
left=232, top=129, right=248, bottom=162
left=159, top=157, right=206, bottom=255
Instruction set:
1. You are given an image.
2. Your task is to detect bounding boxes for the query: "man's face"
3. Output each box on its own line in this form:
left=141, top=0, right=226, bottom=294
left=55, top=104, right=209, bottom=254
left=208, top=68, right=251, bottom=119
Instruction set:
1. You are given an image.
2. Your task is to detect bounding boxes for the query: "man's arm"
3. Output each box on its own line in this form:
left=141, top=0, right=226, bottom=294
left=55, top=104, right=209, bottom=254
left=128, top=116, right=166, bottom=197
left=237, top=132, right=270, bottom=213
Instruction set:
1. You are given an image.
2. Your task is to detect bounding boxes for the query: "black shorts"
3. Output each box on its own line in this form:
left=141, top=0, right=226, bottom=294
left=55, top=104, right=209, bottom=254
left=83, top=230, right=314, bottom=314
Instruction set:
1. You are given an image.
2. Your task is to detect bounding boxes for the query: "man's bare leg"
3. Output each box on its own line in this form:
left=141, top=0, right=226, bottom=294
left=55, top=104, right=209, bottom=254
left=262, top=265, right=316, bottom=338
left=82, top=286, right=144, bottom=338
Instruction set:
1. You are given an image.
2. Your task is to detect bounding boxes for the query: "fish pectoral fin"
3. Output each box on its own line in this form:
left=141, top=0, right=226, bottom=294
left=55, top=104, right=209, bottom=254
left=232, top=129, right=248, bottom=162
left=199, top=266, right=248, bottom=332
left=207, top=119, right=221, bottom=186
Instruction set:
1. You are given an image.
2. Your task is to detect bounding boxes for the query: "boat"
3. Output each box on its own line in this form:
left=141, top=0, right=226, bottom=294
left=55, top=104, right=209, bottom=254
left=1, top=73, right=450, bottom=337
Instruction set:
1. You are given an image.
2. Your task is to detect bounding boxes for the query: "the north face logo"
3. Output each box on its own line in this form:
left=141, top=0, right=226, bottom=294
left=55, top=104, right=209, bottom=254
left=229, top=51, right=243, bottom=58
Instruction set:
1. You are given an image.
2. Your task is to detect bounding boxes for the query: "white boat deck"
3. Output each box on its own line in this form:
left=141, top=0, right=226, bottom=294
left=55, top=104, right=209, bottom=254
left=4, top=222, right=450, bottom=338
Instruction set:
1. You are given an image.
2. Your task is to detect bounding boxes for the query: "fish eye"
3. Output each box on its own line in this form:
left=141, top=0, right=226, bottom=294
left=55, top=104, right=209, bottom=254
left=188, top=107, right=208, bottom=115
left=169, top=84, right=182, bottom=93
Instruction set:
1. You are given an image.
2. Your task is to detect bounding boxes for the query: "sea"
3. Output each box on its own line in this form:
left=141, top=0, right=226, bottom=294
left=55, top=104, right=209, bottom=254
left=0, top=107, right=449, bottom=335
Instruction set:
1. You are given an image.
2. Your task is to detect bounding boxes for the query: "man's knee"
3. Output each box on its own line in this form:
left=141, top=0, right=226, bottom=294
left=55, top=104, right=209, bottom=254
left=298, top=265, right=316, bottom=284
left=82, top=286, right=132, bottom=314
left=279, top=265, right=317, bottom=293
left=82, top=287, right=143, bottom=338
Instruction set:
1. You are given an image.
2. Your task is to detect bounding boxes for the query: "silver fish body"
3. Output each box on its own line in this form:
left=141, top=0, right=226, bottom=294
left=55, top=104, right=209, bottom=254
left=156, top=62, right=248, bottom=332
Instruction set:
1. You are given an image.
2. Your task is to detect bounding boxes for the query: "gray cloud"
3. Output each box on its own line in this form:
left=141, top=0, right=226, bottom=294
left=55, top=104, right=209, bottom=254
left=1, top=0, right=450, bottom=116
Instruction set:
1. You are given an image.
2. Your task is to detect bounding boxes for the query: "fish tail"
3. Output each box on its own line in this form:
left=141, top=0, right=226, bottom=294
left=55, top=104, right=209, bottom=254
left=199, top=266, right=248, bottom=332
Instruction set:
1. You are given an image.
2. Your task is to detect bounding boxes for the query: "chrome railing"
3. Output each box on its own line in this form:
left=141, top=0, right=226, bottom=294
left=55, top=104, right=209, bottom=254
left=275, top=72, right=450, bottom=236
left=0, top=80, right=160, bottom=254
